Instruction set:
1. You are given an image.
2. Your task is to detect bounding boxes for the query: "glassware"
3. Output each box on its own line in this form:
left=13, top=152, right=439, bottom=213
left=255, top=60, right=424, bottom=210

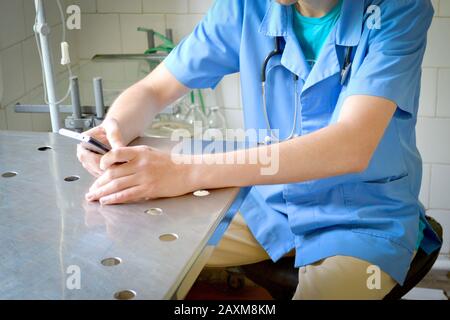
left=172, top=96, right=190, bottom=123
left=150, top=95, right=193, bottom=137
left=184, top=103, right=209, bottom=137
left=207, top=106, right=227, bottom=131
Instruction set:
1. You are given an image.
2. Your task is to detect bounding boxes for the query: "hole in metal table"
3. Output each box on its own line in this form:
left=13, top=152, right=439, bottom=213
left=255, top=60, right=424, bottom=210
left=193, top=190, right=210, bottom=197
left=159, top=233, right=179, bottom=242
left=114, top=290, right=136, bottom=300
left=101, top=257, right=122, bottom=267
left=145, top=208, right=163, bottom=216
left=64, top=175, right=80, bottom=182
left=2, top=171, right=18, bottom=178
left=37, top=146, right=52, bottom=151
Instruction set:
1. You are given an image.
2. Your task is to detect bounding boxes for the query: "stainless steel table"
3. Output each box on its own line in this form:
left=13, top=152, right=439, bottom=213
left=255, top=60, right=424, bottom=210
left=0, top=131, right=249, bottom=300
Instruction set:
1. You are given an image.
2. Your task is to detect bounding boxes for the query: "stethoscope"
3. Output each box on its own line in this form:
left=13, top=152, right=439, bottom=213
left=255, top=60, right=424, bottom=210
left=260, top=36, right=354, bottom=144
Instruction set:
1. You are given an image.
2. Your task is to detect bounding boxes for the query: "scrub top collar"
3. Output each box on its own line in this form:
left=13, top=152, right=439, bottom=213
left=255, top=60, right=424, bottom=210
left=258, top=1, right=289, bottom=37
left=335, top=0, right=364, bottom=47
left=259, top=0, right=364, bottom=45
left=258, top=0, right=365, bottom=83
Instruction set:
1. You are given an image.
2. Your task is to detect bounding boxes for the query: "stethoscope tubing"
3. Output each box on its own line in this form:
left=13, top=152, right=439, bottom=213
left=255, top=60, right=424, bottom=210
left=261, top=36, right=353, bottom=144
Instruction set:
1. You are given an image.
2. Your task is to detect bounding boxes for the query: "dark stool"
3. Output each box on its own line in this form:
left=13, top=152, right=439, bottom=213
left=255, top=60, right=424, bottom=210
left=239, top=216, right=443, bottom=300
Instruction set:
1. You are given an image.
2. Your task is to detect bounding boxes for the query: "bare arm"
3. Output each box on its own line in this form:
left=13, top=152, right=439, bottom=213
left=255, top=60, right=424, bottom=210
left=106, top=63, right=190, bottom=145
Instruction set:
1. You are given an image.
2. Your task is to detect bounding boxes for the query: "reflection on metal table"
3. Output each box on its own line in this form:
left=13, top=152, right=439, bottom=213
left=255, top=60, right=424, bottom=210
left=0, top=131, right=249, bottom=300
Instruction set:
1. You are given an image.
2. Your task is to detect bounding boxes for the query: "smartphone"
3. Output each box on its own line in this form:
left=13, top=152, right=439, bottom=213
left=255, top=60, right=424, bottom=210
left=59, top=128, right=111, bottom=155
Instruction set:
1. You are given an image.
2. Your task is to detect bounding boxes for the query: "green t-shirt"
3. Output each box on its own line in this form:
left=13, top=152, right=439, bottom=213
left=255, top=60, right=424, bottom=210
left=293, top=0, right=424, bottom=249
left=293, top=0, right=342, bottom=67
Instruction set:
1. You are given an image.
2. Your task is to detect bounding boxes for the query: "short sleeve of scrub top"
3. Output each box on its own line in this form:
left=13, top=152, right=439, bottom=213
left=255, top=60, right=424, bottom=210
left=163, top=0, right=242, bottom=89
left=345, top=0, right=434, bottom=116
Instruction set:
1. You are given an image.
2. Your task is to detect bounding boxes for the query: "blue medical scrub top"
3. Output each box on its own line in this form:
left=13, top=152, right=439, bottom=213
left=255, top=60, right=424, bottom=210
left=164, top=0, right=442, bottom=285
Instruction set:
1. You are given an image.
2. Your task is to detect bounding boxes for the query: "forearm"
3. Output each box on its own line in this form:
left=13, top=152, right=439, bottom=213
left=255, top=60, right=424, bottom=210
left=189, top=123, right=368, bottom=190
left=105, top=82, right=161, bottom=145
left=187, top=95, right=396, bottom=190
left=105, top=63, right=190, bottom=145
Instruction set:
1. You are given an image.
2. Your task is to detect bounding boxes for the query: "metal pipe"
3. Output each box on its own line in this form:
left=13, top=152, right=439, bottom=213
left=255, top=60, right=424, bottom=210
left=93, top=77, right=105, bottom=119
left=15, top=104, right=97, bottom=114
left=70, top=76, right=82, bottom=119
left=147, top=29, right=155, bottom=50
left=34, top=0, right=60, bottom=132
left=165, top=28, right=173, bottom=42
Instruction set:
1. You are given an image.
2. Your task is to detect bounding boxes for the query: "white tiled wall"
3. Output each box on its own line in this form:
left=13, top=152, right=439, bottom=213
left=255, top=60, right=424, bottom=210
left=419, top=1, right=450, bottom=251
left=0, top=0, right=80, bottom=131
left=71, top=0, right=243, bottom=128
left=77, top=13, right=122, bottom=59
left=0, top=0, right=448, bottom=239
left=119, top=14, right=166, bottom=53
left=437, top=69, right=450, bottom=117
left=0, top=0, right=242, bottom=130
left=0, top=0, right=26, bottom=51
left=143, top=0, right=188, bottom=14
left=97, top=0, right=143, bottom=13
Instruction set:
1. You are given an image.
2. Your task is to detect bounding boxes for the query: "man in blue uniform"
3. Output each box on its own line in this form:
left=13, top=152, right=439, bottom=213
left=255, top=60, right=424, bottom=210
left=78, top=0, right=441, bottom=299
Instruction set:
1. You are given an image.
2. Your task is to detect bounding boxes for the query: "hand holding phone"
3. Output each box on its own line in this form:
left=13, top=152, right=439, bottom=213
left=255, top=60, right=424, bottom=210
left=59, top=128, right=111, bottom=155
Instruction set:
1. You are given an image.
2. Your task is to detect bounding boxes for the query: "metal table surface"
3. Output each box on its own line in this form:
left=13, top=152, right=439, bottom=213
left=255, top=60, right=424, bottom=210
left=0, top=131, right=245, bottom=300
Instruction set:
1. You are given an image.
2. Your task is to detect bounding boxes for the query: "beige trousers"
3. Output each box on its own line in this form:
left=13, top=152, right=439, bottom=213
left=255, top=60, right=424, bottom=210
left=206, top=213, right=399, bottom=300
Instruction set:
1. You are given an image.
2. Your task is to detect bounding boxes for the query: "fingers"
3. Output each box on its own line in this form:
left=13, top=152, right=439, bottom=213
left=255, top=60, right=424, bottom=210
left=77, top=126, right=109, bottom=177
left=85, top=174, right=139, bottom=203
left=83, top=125, right=105, bottom=138
left=100, top=147, right=140, bottom=171
left=102, top=118, right=125, bottom=149
left=100, top=186, right=147, bottom=205
left=83, top=126, right=110, bottom=146
left=100, top=186, right=145, bottom=205
left=77, top=119, right=126, bottom=176
left=77, top=144, right=103, bottom=177
left=89, top=162, right=136, bottom=192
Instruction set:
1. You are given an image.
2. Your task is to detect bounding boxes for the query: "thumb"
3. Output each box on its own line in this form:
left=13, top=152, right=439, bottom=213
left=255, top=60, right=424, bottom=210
left=102, top=118, right=125, bottom=149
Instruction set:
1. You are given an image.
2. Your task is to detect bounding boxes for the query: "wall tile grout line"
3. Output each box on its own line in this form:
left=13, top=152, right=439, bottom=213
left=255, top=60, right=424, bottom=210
left=427, top=163, right=433, bottom=210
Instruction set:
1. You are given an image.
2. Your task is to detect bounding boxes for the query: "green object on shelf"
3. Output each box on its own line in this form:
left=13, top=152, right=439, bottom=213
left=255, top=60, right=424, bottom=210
left=138, top=27, right=175, bottom=54
left=189, top=90, right=206, bottom=114
left=197, top=90, right=206, bottom=114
